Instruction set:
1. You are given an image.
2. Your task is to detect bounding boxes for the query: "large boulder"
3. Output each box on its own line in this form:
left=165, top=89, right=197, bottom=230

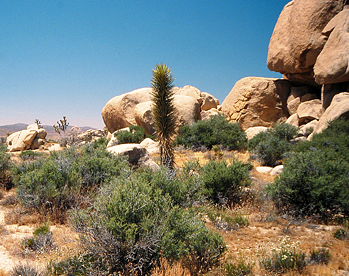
left=297, top=99, right=323, bottom=124
left=314, top=8, right=349, bottom=84
left=173, top=95, right=201, bottom=127
left=221, top=77, right=291, bottom=130
left=107, top=144, right=159, bottom=170
left=201, top=92, right=219, bottom=111
left=172, top=85, right=203, bottom=105
left=140, top=138, right=160, bottom=155
left=102, top=88, right=152, bottom=133
left=134, top=101, right=156, bottom=135
left=245, top=126, right=268, bottom=140
left=313, top=92, right=349, bottom=135
left=6, top=129, right=37, bottom=152
left=267, top=0, right=343, bottom=85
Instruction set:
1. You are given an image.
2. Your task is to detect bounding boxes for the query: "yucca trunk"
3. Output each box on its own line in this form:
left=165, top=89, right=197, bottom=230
left=151, top=64, right=177, bottom=169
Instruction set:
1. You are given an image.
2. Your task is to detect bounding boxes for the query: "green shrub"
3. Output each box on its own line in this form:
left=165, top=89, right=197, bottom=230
left=267, top=119, right=349, bottom=220
left=70, top=173, right=225, bottom=275
left=308, top=248, right=331, bottom=265
left=13, top=143, right=129, bottom=222
left=115, top=125, right=146, bottom=144
left=200, top=159, right=252, bottom=204
left=333, top=228, right=349, bottom=240
left=136, top=162, right=205, bottom=207
left=0, top=144, right=13, bottom=189
left=47, top=254, right=95, bottom=276
left=248, top=123, right=298, bottom=166
left=175, top=115, right=247, bottom=150
left=23, top=225, right=55, bottom=253
left=19, top=150, right=46, bottom=161
left=260, top=236, right=306, bottom=274
left=225, top=259, right=254, bottom=276
left=205, top=205, right=249, bottom=231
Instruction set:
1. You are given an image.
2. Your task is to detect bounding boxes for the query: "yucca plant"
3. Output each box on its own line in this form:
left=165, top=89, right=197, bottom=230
left=151, top=64, right=177, bottom=169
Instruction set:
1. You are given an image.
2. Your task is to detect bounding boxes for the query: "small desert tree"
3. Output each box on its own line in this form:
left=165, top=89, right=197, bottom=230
left=151, top=64, right=177, bottom=169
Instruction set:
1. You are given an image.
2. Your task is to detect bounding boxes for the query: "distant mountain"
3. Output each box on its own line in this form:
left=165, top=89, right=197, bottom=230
left=0, top=123, right=96, bottom=140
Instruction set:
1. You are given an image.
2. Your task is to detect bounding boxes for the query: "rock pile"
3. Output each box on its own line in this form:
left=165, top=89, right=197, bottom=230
left=6, top=124, right=47, bottom=152
left=223, top=0, right=349, bottom=137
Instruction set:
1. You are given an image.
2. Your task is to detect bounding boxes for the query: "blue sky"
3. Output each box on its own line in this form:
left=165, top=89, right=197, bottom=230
left=0, top=0, right=288, bottom=129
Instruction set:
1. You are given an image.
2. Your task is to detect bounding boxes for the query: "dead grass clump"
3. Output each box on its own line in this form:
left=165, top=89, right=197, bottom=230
left=151, top=258, right=190, bottom=276
left=4, top=207, right=42, bottom=226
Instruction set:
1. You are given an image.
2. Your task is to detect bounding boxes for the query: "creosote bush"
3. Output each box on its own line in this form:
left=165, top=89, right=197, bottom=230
left=70, top=172, right=225, bottom=275
left=176, top=114, right=247, bottom=151
left=248, top=123, right=298, bottom=166
left=13, top=140, right=129, bottom=222
left=0, top=144, right=13, bottom=189
left=267, top=119, right=349, bottom=220
left=200, top=159, right=252, bottom=204
left=115, top=125, right=147, bottom=144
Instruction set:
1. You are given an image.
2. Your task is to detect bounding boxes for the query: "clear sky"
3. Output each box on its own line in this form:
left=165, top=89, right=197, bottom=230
left=0, top=0, right=288, bottom=129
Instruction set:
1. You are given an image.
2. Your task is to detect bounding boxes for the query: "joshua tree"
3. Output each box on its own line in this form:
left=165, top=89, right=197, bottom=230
left=53, top=116, right=69, bottom=135
left=151, top=64, right=177, bottom=169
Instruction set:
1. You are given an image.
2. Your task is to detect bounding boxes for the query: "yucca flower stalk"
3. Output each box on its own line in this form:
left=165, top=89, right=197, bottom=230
left=151, top=64, right=177, bottom=169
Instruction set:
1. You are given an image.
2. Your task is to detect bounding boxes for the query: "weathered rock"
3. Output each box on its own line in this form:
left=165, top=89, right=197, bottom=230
left=31, top=138, right=45, bottom=150
left=140, top=138, right=160, bottom=155
left=267, top=0, right=343, bottom=84
left=245, top=126, right=268, bottom=140
left=7, top=129, right=37, bottom=152
left=27, top=124, right=40, bottom=131
left=297, top=99, right=323, bottom=124
left=201, top=92, right=219, bottom=111
left=321, top=82, right=349, bottom=109
left=102, top=88, right=152, bottom=133
left=107, top=144, right=159, bottom=170
left=172, top=85, right=203, bottom=105
left=286, top=113, right=299, bottom=127
left=134, top=101, right=156, bottom=135
left=200, top=108, right=220, bottom=121
left=221, top=77, right=291, bottom=130
left=301, top=93, right=318, bottom=102
left=256, top=166, right=273, bottom=174
left=314, top=9, right=349, bottom=84
left=287, top=98, right=301, bottom=115
left=298, top=119, right=318, bottom=137
left=106, top=127, right=130, bottom=148
left=270, top=165, right=284, bottom=176
left=36, top=128, right=47, bottom=139
left=313, top=92, right=349, bottom=135
left=173, top=95, right=201, bottom=127
left=287, top=86, right=311, bottom=104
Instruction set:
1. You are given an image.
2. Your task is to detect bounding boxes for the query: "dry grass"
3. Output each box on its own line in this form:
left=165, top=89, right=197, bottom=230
left=151, top=258, right=190, bottom=276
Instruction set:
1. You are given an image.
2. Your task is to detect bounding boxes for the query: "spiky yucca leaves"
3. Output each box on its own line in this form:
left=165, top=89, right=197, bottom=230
left=151, top=64, right=177, bottom=169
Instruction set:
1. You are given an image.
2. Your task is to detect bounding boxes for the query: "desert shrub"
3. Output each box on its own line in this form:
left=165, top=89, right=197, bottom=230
left=333, top=228, right=349, bottom=240
left=308, top=248, right=331, bottom=265
left=200, top=159, right=252, bottom=204
left=0, top=144, right=13, bottom=189
left=19, top=150, right=46, bottom=161
left=205, top=205, right=249, bottom=231
left=260, top=236, right=306, bottom=274
left=70, top=173, right=225, bottom=275
left=248, top=123, right=298, bottom=166
left=116, top=125, right=146, bottom=144
left=136, top=162, right=204, bottom=207
left=47, top=254, right=95, bottom=276
left=225, top=259, right=254, bottom=276
left=10, top=263, right=44, bottom=276
left=23, top=224, right=55, bottom=253
left=175, top=115, right=247, bottom=150
left=267, top=119, right=349, bottom=220
left=13, top=142, right=129, bottom=222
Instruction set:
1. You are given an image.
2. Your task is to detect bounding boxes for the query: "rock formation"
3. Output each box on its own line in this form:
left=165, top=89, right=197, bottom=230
left=102, top=86, right=220, bottom=135
left=6, top=124, right=47, bottom=152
